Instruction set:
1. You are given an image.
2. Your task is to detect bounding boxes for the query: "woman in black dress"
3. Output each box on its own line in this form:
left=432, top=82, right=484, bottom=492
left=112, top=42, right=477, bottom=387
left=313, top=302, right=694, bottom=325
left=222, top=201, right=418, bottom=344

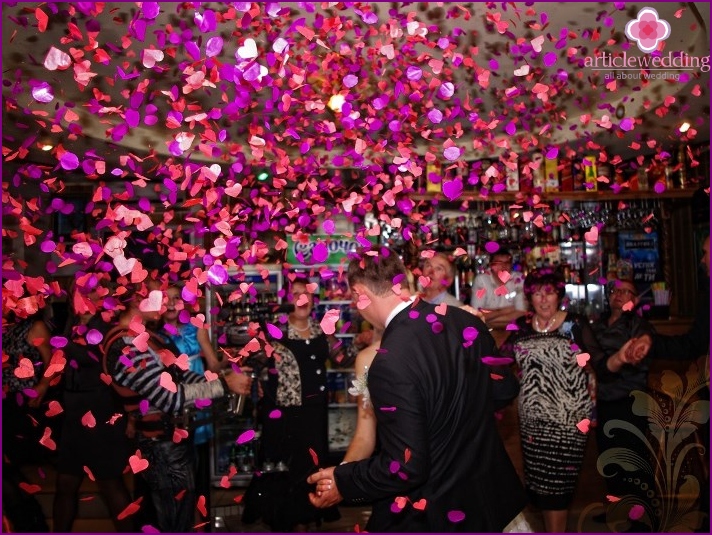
left=243, top=277, right=354, bottom=531
left=52, top=275, right=133, bottom=532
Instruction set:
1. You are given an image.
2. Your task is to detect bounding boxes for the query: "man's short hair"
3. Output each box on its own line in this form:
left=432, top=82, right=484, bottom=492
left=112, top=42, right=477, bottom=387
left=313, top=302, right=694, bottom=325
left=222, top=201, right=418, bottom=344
left=347, top=246, right=407, bottom=296
left=431, top=251, right=456, bottom=280
left=490, top=249, right=513, bottom=263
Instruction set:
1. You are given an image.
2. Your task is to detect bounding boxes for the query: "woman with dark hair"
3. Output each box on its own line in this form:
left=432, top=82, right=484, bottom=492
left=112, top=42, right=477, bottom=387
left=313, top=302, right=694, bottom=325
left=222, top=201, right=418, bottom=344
left=2, top=308, right=57, bottom=533
left=2, top=308, right=58, bottom=462
left=501, top=268, right=628, bottom=532
left=52, top=272, right=134, bottom=532
left=243, top=276, right=354, bottom=532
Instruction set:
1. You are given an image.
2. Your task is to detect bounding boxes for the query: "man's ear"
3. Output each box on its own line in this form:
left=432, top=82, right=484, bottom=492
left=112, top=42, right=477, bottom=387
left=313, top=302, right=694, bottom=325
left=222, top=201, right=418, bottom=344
left=351, top=282, right=368, bottom=296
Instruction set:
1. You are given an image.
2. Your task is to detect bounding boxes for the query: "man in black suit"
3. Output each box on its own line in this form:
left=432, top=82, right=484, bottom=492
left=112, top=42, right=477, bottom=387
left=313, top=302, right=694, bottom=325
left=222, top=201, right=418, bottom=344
left=308, top=246, right=526, bottom=532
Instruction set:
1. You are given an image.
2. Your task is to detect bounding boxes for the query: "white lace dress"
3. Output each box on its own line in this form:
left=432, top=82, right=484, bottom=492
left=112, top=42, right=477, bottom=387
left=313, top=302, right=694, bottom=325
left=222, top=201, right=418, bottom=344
left=348, top=365, right=371, bottom=408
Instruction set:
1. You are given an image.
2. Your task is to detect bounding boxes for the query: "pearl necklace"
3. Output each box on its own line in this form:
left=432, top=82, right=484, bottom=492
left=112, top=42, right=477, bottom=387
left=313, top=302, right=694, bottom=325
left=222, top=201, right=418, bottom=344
left=289, top=322, right=312, bottom=344
left=533, top=314, right=558, bottom=333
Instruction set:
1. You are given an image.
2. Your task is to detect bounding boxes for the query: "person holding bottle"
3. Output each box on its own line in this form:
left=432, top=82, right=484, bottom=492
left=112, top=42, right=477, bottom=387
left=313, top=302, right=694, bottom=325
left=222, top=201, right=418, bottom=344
left=103, top=280, right=253, bottom=532
left=160, top=284, right=223, bottom=529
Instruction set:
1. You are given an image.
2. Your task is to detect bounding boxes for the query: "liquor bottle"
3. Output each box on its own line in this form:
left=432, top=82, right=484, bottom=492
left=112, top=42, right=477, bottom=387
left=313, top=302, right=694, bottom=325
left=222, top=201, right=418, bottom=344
left=505, top=162, right=520, bottom=192
left=531, top=151, right=546, bottom=191
left=677, top=144, right=687, bottom=189
left=664, top=162, right=674, bottom=190
left=572, top=159, right=586, bottom=191
left=583, top=155, right=598, bottom=191
left=544, top=156, right=560, bottom=192
left=560, top=157, right=574, bottom=191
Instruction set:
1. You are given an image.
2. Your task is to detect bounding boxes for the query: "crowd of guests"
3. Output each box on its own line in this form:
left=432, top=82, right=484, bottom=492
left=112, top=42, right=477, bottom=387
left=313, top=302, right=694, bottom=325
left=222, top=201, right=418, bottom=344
left=1, top=236, right=708, bottom=533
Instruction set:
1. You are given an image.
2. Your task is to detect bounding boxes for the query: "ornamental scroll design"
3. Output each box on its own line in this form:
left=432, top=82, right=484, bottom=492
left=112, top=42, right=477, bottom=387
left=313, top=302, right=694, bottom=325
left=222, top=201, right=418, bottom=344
left=579, top=356, right=709, bottom=532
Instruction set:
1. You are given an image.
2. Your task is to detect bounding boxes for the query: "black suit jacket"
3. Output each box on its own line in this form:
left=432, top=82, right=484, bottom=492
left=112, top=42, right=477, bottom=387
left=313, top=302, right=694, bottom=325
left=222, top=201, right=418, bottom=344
left=334, top=300, right=526, bottom=532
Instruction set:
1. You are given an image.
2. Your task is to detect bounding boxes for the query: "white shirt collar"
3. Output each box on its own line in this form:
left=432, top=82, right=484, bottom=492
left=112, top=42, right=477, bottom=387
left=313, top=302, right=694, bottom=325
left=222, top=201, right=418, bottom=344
left=385, top=296, right=416, bottom=329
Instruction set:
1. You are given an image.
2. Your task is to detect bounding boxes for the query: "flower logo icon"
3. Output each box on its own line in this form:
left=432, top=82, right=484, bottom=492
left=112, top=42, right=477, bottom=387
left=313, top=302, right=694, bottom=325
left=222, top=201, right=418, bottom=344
left=625, top=7, right=671, bottom=53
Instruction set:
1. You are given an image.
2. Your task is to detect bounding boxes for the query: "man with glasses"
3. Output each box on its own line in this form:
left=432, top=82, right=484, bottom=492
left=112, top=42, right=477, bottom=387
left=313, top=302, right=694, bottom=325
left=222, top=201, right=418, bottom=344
left=590, top=277, right=656, bottom=527
left=471, top=250, right=527, bottom=329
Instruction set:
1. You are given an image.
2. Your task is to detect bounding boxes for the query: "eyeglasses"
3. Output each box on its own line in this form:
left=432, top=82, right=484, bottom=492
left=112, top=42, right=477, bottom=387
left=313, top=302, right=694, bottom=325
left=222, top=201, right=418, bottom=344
left=610, top=288, right=637, bottom=297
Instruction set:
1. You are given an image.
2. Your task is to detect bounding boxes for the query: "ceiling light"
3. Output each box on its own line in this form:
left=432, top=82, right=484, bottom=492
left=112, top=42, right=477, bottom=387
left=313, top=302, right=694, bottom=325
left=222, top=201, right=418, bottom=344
left=327, top=94, right=345, bottom=113
left=256, top=170, right=270, bottom=181
left=41, top=143, right=54, bottom=151
left=678, top=121, right=691, bottom=133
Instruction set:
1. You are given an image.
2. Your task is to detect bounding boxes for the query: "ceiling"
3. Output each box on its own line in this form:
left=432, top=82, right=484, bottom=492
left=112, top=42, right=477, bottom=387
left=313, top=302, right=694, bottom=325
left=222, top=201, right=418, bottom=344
left=2, top=1, right=709, bottom=179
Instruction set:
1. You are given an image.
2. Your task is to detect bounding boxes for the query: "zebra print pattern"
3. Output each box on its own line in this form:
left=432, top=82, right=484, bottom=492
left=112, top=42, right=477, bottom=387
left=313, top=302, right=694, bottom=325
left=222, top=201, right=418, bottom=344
left=106, top=333, right=211, bottom=416
left=514, top=332, right=594, bottom=509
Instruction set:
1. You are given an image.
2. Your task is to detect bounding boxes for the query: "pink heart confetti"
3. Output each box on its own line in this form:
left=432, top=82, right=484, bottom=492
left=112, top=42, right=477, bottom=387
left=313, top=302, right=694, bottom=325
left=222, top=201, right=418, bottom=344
left=43, top=46, right=71, bottom=70
left=356, top=294, right=371, bottom=310
left=628, top=504, right=645, bottom=521
left=45, top=400, right=63, bottom=417
left=39, top=427, right=56, bottom=451
left=481, top=356, right=513, bottom=366
left=81, top=411, right=96, bottom=428
left=576, top=418, right=591, bottom=434
left=139, top=290, right=164, bottom=312
left=584, top=226, right=599, bottom=245
left=442, top=179, right=463, bottom=201
left=319, top=308, right=340, bottom=335
left=237, top=429, right=255, bottom=444
left=575, top=353, right=590, bottom=367
left=484, top=241, right=500, bottom=254
left=448, top=510, right=466, bottom=523
left=159, top=372, right=177, bottom=393
left=2, top=1, right=707, bottom=350
left=129, top=452, right=149, bottom=474
left=462, top=327, right=479, bottom=342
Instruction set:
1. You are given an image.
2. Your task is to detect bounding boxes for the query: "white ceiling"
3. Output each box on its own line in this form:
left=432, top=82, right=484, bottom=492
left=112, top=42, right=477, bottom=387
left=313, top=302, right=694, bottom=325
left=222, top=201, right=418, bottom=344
left=2, top=2, right=710, bottom=176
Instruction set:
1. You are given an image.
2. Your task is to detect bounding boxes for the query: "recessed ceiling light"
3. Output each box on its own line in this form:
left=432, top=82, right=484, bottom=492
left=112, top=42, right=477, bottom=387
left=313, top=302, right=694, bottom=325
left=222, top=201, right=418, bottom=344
left=328, top=94, right=345, bottom=112
left=41, top=143, right=53, bottom=151
left=679, top=121, right=691, bottom=133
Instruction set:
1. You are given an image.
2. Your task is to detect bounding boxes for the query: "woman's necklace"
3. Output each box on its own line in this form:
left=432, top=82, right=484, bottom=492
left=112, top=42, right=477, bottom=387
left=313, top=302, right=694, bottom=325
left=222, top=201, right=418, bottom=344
left=289, top=322, right=312, bottom=344
left=534, top=313, right=558, bottom=333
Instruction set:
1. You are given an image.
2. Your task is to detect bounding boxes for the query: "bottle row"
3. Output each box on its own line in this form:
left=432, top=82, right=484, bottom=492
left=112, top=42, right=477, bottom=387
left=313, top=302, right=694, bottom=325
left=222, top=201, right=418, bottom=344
left=426, top=199, right=660, bottom=254
left=418, top=143, right=697, bottom=195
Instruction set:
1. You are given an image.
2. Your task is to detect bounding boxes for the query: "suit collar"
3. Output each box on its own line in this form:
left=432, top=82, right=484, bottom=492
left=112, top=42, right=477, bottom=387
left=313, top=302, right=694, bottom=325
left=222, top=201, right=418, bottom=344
left=385, top=296, right=417, bottom=329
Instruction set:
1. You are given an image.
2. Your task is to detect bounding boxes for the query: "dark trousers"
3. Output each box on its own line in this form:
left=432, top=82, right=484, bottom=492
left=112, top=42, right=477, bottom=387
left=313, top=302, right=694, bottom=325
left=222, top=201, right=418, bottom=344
left=595, top=397, right=655, bottom=499
left=137, top=438, right=196, bottom=532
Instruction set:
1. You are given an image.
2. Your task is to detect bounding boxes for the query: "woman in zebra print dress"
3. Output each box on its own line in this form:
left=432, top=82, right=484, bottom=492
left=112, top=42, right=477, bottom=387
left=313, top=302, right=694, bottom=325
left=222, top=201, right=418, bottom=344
left=501, top=268, right=609, bottom=533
